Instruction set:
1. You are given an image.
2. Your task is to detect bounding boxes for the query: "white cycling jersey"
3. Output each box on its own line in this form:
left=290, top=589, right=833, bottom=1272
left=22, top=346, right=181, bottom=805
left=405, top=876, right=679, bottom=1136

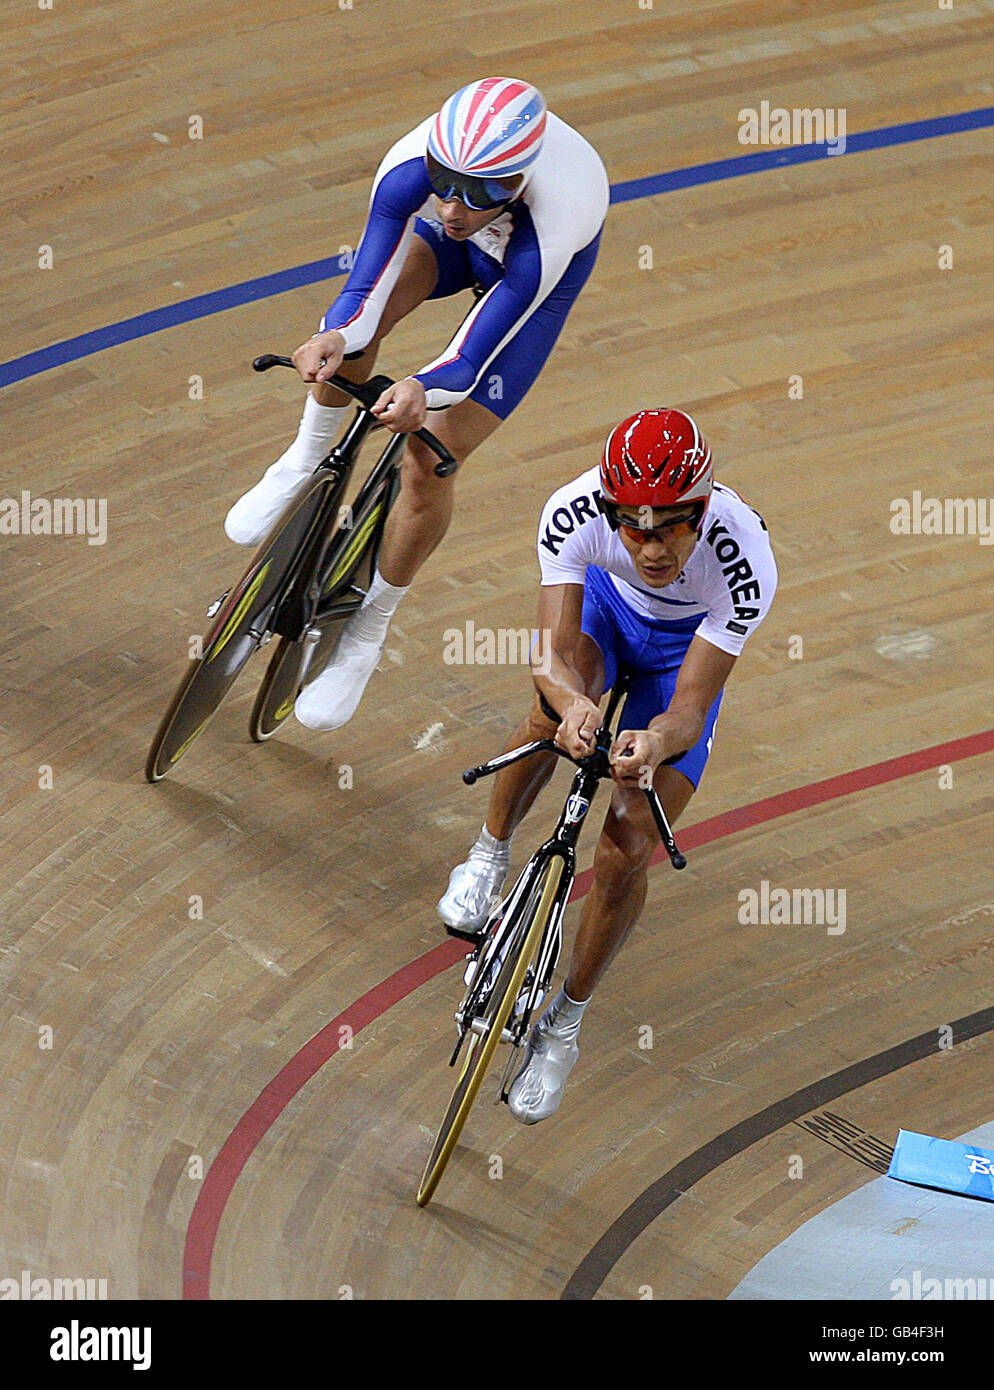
left=536, top=468, right=778, bottom=656
left=319, top=112, right=608, bottom=409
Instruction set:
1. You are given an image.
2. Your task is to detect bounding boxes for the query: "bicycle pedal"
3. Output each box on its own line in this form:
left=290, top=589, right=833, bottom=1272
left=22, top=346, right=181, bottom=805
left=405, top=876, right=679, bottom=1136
left=205, top=590, right=230, bottom=618
left=444, top=922, right=486, bottom=944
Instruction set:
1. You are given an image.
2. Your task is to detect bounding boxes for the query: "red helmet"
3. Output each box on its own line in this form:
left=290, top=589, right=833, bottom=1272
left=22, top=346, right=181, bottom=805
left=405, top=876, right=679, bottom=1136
left=600, top=409, right=713, bottom=529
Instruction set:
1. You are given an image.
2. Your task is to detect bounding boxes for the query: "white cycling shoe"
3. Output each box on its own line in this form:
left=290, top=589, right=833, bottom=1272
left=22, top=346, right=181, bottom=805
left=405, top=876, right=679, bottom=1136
left=507, top=993, right=584, bottom=1125
left=437, top=828, right=510, bottom=935
left=223, top=450, right=315, bottom=547
left=294, top=613, right=385, bottom=731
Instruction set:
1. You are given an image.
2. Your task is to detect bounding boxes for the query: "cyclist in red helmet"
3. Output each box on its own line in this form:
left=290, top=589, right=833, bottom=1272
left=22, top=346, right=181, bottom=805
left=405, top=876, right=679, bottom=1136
left=439, top=409, right=778, bottom=1124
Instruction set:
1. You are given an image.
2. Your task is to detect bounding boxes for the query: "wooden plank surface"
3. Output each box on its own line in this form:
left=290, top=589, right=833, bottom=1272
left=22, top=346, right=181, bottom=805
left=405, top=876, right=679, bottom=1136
left=2, top=0, right=992, bottom=1301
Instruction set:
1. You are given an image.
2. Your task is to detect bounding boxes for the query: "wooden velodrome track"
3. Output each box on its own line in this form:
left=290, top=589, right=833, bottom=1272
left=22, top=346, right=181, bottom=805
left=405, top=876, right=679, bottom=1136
left=3, top=0, right=993, bottom=1302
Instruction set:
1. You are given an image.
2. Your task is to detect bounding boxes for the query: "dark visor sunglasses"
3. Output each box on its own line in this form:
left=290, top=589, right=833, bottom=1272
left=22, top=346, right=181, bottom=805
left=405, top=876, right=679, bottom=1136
left=426, top=154, right=521, bottom=212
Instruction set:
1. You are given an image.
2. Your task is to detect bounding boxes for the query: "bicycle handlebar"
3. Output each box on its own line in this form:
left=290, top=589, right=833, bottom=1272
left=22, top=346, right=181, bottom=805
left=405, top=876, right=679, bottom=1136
left=462, top=734, right=686, bottom=784
left=461, top=731, right=687, bottom=870
left=252, top=353, right=459, bottom=478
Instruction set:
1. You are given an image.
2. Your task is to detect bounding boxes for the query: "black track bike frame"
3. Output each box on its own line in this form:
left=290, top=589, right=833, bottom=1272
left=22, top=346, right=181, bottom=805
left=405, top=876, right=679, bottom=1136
left=456, top=673, right=687, bottom=1053
left=251, top=354, right=456, bottom=643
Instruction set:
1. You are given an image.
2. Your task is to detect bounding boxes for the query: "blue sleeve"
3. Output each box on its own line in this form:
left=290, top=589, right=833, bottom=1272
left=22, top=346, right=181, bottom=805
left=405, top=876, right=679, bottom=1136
left=322, top=156, right=433, bottom=347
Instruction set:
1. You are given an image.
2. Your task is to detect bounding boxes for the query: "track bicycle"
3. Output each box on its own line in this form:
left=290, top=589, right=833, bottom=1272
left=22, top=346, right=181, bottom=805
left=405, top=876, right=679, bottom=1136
left=145, top=354, right=456, bottom=782
left=416, top=672, right=687, bottom=1207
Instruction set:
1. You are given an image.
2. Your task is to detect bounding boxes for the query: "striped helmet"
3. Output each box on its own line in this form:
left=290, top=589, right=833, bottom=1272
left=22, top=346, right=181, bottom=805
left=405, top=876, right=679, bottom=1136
left=600, top=410, right=713, bottom=529
left=428, top=77, right=547, bottom=179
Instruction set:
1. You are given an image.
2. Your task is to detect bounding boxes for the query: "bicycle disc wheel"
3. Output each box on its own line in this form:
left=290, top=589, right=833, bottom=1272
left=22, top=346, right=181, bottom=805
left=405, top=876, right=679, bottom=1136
left=145, top=476, right=331, bottom=782
left=416, top=855, right=564, bottom=1208
left=248, top=612, right=353, bottom=742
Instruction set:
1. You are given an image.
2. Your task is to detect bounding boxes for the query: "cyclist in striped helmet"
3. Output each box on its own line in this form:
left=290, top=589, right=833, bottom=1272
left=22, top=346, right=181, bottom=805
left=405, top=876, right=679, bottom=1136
left=225, top=78, right=608, bottom=732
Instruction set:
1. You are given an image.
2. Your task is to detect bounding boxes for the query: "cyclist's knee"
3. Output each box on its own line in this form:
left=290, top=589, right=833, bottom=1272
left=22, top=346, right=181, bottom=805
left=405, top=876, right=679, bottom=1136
left=593, top=817, right=653, bottom=884
left=402, top=437, right=459, bottom=488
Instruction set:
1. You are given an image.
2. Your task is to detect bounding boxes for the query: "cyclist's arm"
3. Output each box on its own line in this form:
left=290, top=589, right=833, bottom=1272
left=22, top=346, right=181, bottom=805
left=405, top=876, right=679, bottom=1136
left=320, top=152, right=431, bottom=353
left=531, top=582, right=599, bottom=725
left=413, top=211, right=577, bottom=409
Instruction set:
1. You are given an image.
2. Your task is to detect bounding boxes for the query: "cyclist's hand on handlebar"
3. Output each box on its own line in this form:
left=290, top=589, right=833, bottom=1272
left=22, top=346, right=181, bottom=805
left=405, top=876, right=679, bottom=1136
left=372, top=377, right=427, bottom=433
left=555, top=696, right=602, bottom=759
left=609, top=728, right=669, bottom=785
left=292, top=330, right=346, bottom=383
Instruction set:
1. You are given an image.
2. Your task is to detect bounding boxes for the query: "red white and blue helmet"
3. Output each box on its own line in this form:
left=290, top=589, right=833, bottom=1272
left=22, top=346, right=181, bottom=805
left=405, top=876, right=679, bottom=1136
left=428, top=78, right=547, bottom=180
left=600, top=410, right=713, bottom=529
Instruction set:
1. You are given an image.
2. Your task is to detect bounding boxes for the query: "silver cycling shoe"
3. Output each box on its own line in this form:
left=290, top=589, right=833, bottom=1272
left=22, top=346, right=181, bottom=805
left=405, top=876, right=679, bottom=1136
left=507, top=998, right=583, bottom=1125
left=438, top=827, right=510, bottom=933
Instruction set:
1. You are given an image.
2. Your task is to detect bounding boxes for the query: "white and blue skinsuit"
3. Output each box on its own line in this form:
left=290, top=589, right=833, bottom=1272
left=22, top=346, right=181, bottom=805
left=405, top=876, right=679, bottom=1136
left=320, top=112, right=610, bottom=419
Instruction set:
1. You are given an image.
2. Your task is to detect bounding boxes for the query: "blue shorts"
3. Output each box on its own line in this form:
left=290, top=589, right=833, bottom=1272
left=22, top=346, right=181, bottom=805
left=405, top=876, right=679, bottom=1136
left=579, top=566, right=722, bottom=789
left=413, top=217, right=600, bottom=420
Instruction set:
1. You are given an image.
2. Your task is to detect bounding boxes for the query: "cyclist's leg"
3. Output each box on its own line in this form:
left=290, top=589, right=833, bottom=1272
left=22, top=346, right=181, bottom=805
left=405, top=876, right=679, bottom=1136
left=564, top=629, right=722, bottom=1000
left=483, top=562, right=621, bottom=842
left=565, top=767, right=695, bottom=1001
left=506, top=767, right=694, bottom=1126
left=436, top=633, right=605, bottom=932
left=485, top=633, right=606, bottom=841
left=291, top=233, right=497, bottom=728
left=439, top=572, right=617, bottom=931
left=294, top=399, right=502, bottom=731
left=509, top=603, right=721, bottom=1123
left=375, top=397, right=500, bottom=585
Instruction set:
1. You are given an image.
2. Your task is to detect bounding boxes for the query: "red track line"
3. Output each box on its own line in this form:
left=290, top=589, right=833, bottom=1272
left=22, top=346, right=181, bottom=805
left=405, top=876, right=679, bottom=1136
left=570, top=728, right=994, bottom=898
left=182, top=938, right=465, bottom=1299
left=182, top=727, right=994, bottom=1298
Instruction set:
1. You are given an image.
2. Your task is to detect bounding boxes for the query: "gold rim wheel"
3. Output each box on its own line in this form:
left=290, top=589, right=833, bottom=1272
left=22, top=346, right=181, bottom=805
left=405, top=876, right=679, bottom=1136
left=416, top=857, right=564, bottom=1208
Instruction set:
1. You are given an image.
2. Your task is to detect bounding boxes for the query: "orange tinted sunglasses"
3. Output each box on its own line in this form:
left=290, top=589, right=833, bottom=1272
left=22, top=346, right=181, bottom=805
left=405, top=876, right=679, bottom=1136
left=616, top=511, right=697, bottom=544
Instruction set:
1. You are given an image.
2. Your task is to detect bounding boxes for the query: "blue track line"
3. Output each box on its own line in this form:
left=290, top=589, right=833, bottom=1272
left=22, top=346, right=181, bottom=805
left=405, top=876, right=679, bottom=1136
left=3, top=105, right=991, bottom=390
